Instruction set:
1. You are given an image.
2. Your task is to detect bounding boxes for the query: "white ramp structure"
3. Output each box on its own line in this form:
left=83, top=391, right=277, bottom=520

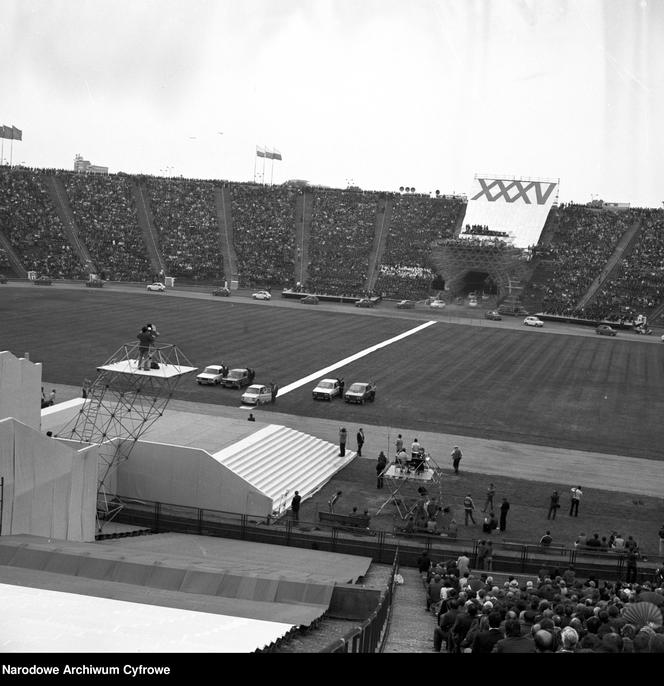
left=113, top=422, right=355, bottom=520
left=212, top=424, right=355, bottom=517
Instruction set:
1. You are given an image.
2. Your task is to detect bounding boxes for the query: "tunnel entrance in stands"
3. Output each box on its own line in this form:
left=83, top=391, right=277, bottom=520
left=456, top=271, right=497, bottom=296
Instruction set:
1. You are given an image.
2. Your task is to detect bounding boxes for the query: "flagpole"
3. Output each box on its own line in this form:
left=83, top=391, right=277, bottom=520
left=262, top=145, right=266, bottom=185
left=9, top=138, right=13, bottom=167
left=270, top=154, right=274, bottom=186
left=253, top=148, right=257, bottom=183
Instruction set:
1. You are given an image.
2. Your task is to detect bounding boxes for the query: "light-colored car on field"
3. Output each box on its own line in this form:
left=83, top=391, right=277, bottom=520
left=241, top=384, right=275, bottom=405
left=312, top=378, right=343, bottom=401
left=344, top=381, right=376, bottom=405
left=147, top=282, right=166, bottom=292
left=429, top=300, right=445, bottom=309
left=196, top=364, right=228, bottom=385
left=252, top=290, right=272, bottom=300
left=523, top=316, right=544, bottom=327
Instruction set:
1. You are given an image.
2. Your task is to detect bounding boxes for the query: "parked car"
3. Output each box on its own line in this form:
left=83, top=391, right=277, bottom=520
left=312, top=378, right=343, bottom=401
left=300, top=295, right=319, bottom=305
left=523, top=316, right=544, bottom=327
left=146, top=282, right=166, bottom=292
left=344, top=381, right=376, bottom=405
left=0, top=274, right=7, bottom=284
left=221, top=367, right=256, bottom=388
left=252, top=290, right=272, bottom=300
left=429, top=300, right=445, bottom=309
left=196, top=364, right=228, bottom=385
left=213, top=286, right=231, bottom=297
left=396, top=300, right=416, bottom=309
left=485, top=310, right=502, bottom=321
left=596, top=324, right=617, bottom=337
left=33, top=275, right=53, bottom=286
left=355, top=298, right=375, bottom=308
left=241, top=383, right=276, bottom=405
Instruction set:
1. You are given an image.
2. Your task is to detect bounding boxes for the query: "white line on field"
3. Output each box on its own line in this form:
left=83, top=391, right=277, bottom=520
left=276, top=320, right=437, bottom=397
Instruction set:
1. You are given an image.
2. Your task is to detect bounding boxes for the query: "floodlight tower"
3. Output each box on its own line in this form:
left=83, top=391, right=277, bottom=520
left=56, top=342, right=197, bottom=532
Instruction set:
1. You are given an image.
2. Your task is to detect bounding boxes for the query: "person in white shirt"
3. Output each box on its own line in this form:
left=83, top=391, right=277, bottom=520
left=569, top=486, right=582, bottom=517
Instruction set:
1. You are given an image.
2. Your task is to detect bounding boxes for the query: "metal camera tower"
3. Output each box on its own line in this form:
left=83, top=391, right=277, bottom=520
left=55, top=341, right=197, bottom=532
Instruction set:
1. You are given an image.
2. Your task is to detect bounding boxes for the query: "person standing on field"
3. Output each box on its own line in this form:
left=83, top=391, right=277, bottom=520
left=569, top=486, right=582, bottom=517
left=451, top=446, right=462, bottom=474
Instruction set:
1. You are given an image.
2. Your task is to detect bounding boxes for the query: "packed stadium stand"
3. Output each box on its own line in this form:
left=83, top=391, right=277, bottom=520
left=2, top=167, right=664, bottom=320
left=142, top=176, right=225, bottom=282
left=229, top=183, right=298, bottom=288
left=61, top=172, right=152, bottom=282
left=0, top=168, right=85, bottom=278
left=374, top=194, right=464, bottom=299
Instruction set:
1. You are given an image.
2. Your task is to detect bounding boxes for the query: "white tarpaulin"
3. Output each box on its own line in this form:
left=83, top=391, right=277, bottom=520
left=0, top=582, right=292, bottom=653
left=0, top=418, right=97, bottom=541
left=460, top=175, right=559, bottom=249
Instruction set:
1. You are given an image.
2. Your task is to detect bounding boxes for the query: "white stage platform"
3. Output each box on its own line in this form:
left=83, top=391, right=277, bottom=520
left=97, top=359, right=198, bottom=378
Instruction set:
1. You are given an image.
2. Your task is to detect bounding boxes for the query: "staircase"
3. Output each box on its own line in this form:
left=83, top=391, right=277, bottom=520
left=365, top=196, right=393, bottom=292
left=294, top=191, right=314, bottom=287
left=0, top=228, right=27, bottom=277
left=43, top=175, right=96, bottom=274
left=131, top=180, right=165, bottom=275
left=213, top=185, right=238, bottom=286
left=575, top=218, right=643, bottom=311
left=212, top=424, right=355, bottom=516
left=381, top=566, right=435, bottom=653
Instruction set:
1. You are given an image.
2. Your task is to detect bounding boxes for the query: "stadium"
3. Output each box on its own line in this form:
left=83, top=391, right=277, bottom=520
left=1, top=0, right=664, bottom=659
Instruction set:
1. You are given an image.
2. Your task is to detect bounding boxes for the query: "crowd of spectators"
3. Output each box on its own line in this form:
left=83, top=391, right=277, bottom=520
left=0, top=168, right=86, bottom=278
left=62, top=172, right=152, bottom=282
left=589, top=210, right=664, bottom=320
left=422, top=550, right=664, bottom=652
left=537, top=205, right=633, bottom=317
left=230, top=184, right=297, bottom=288
left=374, top=195, right=462, bottom=299
left=143, top=177, right=225, bottom=282
left=306, top=189, right=378, bottom=295
left=0, top=246, right=12, bottom=273
left=461, top=224, right=510, bottom=238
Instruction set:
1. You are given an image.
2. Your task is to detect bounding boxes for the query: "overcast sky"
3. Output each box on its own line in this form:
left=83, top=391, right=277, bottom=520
left=1, top=0, right=662, bottom=206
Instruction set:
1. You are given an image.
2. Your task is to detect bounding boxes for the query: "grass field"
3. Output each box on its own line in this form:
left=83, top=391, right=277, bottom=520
left=2, top=285, right=663, bottom=461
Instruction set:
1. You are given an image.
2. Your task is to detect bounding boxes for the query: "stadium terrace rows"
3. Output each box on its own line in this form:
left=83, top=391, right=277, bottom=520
left=1, top=167, right=664, bottom=324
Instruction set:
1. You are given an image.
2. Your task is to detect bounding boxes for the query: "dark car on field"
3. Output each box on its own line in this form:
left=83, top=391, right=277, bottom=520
left=0, top=274, right=7, bottom=284
left=355, top=298, right=375, bottom=308
left=485, top=310, right=502, bottom=321
left=221, top=367, right=256, bottom=389
left=596, top=324, right=617, bottom=336
left=213, top=286, right=231, bottom=297
left=344, top=381, right=376, bottom=405
left=396, top=300, right=416, bottom=309
left=34, top=275, right=53, bottom=286
left=300, top=295, right=319, bottom=305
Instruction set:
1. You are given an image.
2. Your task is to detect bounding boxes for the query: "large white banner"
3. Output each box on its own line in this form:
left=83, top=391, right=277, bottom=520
left=460, top=175, right=559, bottom=249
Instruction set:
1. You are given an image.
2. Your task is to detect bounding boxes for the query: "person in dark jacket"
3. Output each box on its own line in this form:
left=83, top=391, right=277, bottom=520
left=376, top=451, right=388, bottom=488
left=472, top=612, right=504, bottom=653
left=493, top=619, right=535, bottom=653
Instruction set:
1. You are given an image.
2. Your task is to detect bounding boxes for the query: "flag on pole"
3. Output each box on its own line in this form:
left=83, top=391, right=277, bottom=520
left=11, top=126, right=22, bottom=141
left=272, top=149, right=282, bottom=161
left=0, top=125, right=12, bottom=139
left=264, top=149, right=274, bottom=160
left=256, top=145, right=266, bottom=158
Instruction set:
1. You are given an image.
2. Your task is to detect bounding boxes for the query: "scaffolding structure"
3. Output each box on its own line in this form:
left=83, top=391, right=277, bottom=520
left=429, top=239, right=531, bottom=298
left=375, top=451, right=443, bottom=520
left=55, top=342, right=197, bottom=532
